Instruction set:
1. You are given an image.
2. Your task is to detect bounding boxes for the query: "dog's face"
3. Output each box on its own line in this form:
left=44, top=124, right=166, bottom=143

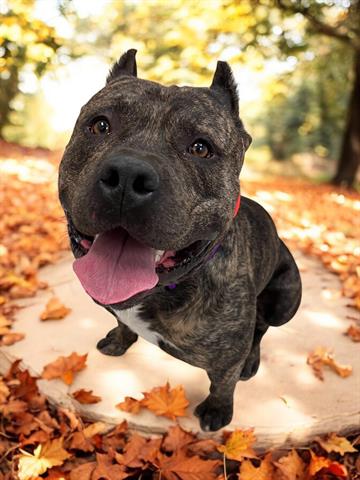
left=59, top=50, right=251, bottom=308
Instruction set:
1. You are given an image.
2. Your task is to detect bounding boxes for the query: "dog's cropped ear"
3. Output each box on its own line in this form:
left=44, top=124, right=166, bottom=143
left=107, top=49, right=137, bottom=84
left=210, top=61, right=239, bottom=117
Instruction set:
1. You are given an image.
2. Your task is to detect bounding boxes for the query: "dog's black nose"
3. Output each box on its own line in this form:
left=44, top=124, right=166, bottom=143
left=99, top=156, right=159, bottom=210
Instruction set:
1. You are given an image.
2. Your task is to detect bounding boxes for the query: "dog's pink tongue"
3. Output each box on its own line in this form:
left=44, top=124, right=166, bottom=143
left=73, top=228, right=158, bottom=305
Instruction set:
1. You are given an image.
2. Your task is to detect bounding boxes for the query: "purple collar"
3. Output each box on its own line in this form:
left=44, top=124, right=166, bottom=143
left=165, top=244, right=221, bottom=290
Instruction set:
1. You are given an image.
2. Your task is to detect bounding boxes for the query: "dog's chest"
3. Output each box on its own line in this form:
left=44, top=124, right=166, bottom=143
left=110, top=306, right=165, bottom=346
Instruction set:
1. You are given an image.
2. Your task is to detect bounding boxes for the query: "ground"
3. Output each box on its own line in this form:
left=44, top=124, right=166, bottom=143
left=0, top=142, right=359, bottom=479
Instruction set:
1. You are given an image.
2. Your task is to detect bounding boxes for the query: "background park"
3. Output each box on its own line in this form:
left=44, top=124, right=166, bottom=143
left=0, top=1, right=359, bottom=479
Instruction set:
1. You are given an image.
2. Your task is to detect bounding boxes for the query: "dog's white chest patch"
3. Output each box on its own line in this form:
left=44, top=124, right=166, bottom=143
left=110, top=306, right=163, bottom=346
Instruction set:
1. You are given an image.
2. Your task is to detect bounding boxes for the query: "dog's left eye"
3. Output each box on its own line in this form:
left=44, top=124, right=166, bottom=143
left=188, top=140, right=213, bottom=159
left=89, top=117, right=111, bottom=135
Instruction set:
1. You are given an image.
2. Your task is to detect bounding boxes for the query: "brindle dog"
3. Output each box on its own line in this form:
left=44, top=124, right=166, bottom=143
left=59, top=50, right=302, bottom=431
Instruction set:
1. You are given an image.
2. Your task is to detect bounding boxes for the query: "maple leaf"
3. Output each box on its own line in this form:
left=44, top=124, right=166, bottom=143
left=69, top=462, right=96, bottom=480
left=141, top=382, right=189, bottom=420
left=17, top=438, right=71, bottom=480
left=162, top=424, right=195, bottom=453
left=114, top=433, right=148, bottom=468
left=274, top=449, right=306, bottom=480
left=187, top=438, right=220, bottom=457
left=217, top=429, right=257, bottom=461
left=72, top=389, right=101, bottom=404
left=116, top=396, right=142, bottom=414
left=157, top=450, right=220, bottom=480
left=308, top=451, right=347, bottom=478
left=315, top=433, right=357, bottom=455
left=345, top=323, right=360, bottom=342
left=40, top=297, right=71, bottom=321
left=0, top=332, right=25, bottom=346
left=41, top=352, right=88, bottom=385
left=307, top=346, right=352, bottom=380
left=238, top=453, right=274, bottom=480
left=92, top=453, right=128, bottom=480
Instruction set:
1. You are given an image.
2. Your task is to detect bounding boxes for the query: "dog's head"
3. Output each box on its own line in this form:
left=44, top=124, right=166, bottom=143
left=59, top=49, right=251, bottom=309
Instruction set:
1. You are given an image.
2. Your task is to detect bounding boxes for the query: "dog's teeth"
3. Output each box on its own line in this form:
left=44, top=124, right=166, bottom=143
left=155, top=250, right=165, bottom=263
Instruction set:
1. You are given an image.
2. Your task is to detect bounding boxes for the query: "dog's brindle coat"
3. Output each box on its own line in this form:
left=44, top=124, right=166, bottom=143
left=59, top=50, right=302, bottom=431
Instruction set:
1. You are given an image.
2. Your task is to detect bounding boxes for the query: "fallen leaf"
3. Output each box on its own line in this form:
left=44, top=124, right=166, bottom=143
left=69, top=462, right=96, bottom=480
left=307, top=346, right=352, bottom=380
left=238, top=453, right=274, bottom=480
left=345, top=324, right=360, bottom=342
left=217, top=429, right=257, bottom=461
left=0, top=377, right=10, bottom=403
left=40, top=297, right=71, bottom=321
left=141, top=382, right=189, bottom=420
left=274, top=450, right=306, bottom=480
left=17, top=438, right=71, bottom=480
left=72, top=389, right=101, bottom=404
left=308, top=451, right=347, bottom=477
left=116, top=396, right=142, bottom=414
left=0, top=332, right=25, bottom=346
left=92, top=453, right=128, bottom=480
left=162, top=424, right=195, bottom=453
left=41, top=352, right=88, bottom=385
left=315, top=433, right=357, bottom=455
left=157, top=450, right=219, bottom=480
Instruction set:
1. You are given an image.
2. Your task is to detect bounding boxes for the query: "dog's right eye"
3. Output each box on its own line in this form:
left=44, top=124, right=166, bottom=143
left=89, top=117, right=111, bottom=135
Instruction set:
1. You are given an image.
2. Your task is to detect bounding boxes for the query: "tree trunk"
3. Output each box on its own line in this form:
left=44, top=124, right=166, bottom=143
left=332, top=50, right=360, bottom=188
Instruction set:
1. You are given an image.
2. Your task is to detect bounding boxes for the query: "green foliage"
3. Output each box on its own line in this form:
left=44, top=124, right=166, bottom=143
left=0, top=0, right=63, bottom=133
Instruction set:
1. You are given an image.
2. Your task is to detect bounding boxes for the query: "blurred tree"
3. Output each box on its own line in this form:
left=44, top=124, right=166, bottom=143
left=0, top=0, right=63, bottom=136
left=275, top=0, right=359, bottom=187
left=61, top=0, right=358, bottom=187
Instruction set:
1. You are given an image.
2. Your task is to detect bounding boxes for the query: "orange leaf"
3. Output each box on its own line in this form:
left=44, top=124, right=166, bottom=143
left=41, top=352, right=88, bottom=385
left=157, top=450, right=219, bottom=480
left=0, top=332, right=25, bottom=346
left=308, top=451, right=347, bottom=478
left=315, top=433, right=357, bottom=455
left=307, top=346, right=352, bottom=380
left=274, top=449, right=306, bottom=480
left=141, top=382, right=189, bottom=420
left=116, top=396, right=142, bottom=414
left=72, top=389, right=101, bottom=404
left=217, top=429, right=257, bottom=461
left=345, top=324, right=360, bottom=342
left=162, top=424, right=195, bottom=453
left=238, top=453, right=274, bottom=480
left=40, top=297, right=71, bottom=321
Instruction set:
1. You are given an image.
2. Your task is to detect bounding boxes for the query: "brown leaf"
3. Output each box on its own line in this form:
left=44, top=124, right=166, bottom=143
left=72, top=389, right=101, bottom=404
left=217, top=429, right=257, bottom=461
left=307, top=346, right=352, bottom=380
left=40, top=297, right=71, bottom=321
left=274, top=449, right=306, bottom=480
left=69, top=462, right=96, bottom=480
left=238, top=453, right=274, bottom=480
left=162, top=424, right=195, bottom=453
left=141, top=382, right=189, bottom=420
left=0, top=377, right=10, bottom=403
left=41, top=352, right=88, bottom=385
left=345, top=324, right=360, bottom=342
left=92, top=453, right=128, bottom=480
left=157, top=450, right=220, bottom=480
left=315, top=433, right=357, bottom=455
left=116, top=396, right=142, bottom=414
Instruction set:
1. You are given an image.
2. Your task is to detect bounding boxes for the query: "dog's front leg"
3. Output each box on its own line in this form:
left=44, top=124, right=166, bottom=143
left=194, top=362, right=243, bottom=431
left=97, top=320, right=138, bottom=356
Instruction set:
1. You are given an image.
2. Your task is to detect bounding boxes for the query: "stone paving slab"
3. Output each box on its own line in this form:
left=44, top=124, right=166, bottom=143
left=0, top=252, right=359, bottom=449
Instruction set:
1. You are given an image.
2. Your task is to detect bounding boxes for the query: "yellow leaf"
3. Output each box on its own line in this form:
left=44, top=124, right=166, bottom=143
left=315, top=433, right=357, bottom=455
left=17, top=438, right=71, bottom=480
left=218, top=429, right=257, bottom=461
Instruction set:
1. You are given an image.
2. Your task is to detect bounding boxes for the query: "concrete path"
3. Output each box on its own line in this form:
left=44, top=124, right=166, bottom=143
left=0, top=252, right=359, bottom=449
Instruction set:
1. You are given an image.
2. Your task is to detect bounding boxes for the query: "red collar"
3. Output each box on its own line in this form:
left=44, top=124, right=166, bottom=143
left=233, top=193, right=241, bottom=217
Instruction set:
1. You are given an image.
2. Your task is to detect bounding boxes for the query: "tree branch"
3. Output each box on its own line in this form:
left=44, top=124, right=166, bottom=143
left=276, top=0, right=360, bottom=51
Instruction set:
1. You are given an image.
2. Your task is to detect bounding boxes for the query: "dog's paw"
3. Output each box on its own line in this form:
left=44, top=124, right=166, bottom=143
left=97, top=327, right=137, bottom=356
left=239, top=348, right=260, bottom=381
left=194, top=397, right=233, bottom=431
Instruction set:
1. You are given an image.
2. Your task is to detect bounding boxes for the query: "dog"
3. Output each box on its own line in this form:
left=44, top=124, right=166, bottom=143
left=58, top=49, right=302, bottom=431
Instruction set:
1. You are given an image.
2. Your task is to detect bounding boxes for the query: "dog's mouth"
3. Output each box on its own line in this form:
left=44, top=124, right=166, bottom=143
left=67, top=219, right=212, bottom=306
